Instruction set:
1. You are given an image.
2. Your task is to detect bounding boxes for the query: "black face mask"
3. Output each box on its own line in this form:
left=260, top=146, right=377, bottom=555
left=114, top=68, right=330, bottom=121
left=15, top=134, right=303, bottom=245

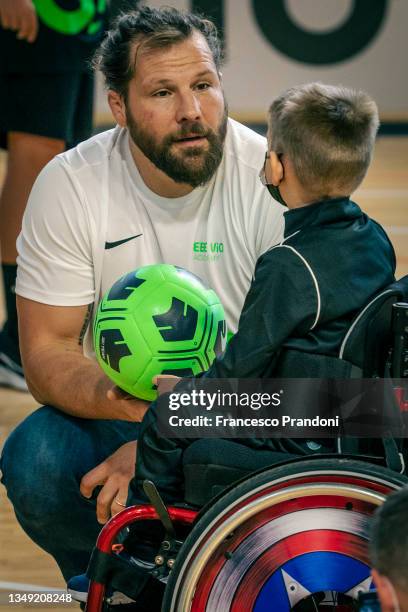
left=260, top=151, right=287, bottom=207
left=266, top=183, right=287, bottom=207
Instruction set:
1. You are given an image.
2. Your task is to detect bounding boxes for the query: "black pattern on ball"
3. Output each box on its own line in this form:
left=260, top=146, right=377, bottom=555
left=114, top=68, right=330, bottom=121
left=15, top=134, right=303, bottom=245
left=107, top=272, right=146, bottom=301
left=153, top=298, right=198, bottom=342
left=99, top=329, right=132, bottom=372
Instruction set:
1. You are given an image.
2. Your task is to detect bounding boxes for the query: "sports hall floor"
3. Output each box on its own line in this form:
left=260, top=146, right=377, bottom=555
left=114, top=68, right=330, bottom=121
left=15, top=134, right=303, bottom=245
left=0, top=134, right=407, bottom=610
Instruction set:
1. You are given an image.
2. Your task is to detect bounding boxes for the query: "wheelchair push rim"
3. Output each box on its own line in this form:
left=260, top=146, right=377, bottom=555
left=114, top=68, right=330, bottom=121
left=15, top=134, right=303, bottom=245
left=163, top=458, right=407, bottom=612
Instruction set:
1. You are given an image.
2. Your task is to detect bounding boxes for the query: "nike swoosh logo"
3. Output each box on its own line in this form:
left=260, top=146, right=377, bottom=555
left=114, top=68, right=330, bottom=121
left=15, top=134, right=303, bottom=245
left=104, top=234, right=143, bottom=250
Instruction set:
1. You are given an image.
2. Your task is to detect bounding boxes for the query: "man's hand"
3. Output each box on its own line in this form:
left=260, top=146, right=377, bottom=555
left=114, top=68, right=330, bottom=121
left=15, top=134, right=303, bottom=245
left=80, top=441, right=137, bottom=525
left=107, top=385, right=137, bottom=401
left=0, top=0, right=38, bottom=43
left=106, top=385, right=150, bottom=421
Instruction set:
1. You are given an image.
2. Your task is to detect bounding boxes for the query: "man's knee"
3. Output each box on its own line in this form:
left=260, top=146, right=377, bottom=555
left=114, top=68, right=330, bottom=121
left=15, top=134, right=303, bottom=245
left=1, top=406, right=85, bottom=515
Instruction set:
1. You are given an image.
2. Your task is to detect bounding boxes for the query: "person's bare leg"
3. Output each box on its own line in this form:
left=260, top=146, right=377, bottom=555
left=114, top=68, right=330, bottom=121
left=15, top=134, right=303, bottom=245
left=0, top=132, right=64, bottom=388
left=0, top=131, right=65, bottom=263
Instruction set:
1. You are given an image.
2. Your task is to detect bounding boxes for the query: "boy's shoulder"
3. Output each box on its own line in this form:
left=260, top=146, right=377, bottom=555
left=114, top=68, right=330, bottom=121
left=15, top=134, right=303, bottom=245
left=256, top=241, right=317, bottom=277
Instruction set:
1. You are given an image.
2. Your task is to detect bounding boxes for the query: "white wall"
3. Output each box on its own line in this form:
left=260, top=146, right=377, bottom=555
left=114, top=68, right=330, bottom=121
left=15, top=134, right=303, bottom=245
left=96, top=0, right=408, bottom=121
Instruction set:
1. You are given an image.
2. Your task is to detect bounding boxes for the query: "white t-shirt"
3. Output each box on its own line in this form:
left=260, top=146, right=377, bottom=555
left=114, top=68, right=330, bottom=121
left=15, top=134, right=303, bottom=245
left=16, top=119, right=284, bottom=357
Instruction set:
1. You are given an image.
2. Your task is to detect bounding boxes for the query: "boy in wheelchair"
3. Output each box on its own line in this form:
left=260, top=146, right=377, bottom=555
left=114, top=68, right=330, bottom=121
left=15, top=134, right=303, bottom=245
left=81, top=83, right=408, bottom=608
left=130, top=81, right=399, bottom=507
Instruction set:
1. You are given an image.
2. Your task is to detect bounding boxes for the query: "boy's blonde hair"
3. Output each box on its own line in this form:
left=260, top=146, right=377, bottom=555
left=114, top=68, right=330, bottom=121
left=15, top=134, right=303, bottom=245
left=268, top=82, right=379, bottom=199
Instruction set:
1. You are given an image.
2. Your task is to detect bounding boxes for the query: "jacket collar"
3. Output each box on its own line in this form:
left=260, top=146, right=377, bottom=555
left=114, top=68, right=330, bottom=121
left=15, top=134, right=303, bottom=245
left=283, top=197, right=362, bottom=237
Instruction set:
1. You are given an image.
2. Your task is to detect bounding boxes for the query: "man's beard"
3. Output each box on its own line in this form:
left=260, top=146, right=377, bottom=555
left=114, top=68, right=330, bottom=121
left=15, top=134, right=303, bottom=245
left=126, top=105, right=228, bottom=188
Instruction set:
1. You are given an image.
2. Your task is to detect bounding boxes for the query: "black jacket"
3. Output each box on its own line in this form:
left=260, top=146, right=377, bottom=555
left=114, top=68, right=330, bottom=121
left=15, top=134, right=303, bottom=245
left=204, top=197, right=396, bottom=379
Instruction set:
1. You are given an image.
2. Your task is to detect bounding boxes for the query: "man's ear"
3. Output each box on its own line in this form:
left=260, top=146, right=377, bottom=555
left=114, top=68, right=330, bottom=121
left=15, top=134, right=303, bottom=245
left=372, top=569, right=399, bottom=612
left=108, top=90, right=127, bottom=128
left=269, top=150, right=284, bottom=187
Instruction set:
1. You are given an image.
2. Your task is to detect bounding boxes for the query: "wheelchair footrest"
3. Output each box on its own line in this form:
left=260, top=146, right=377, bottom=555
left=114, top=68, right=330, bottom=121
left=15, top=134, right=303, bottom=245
left=87, top=548, right=165, bottom=603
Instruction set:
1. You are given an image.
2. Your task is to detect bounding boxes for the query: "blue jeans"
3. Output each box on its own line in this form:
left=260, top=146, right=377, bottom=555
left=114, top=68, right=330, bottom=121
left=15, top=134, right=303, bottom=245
left=0, top=406, right=139, bottom=580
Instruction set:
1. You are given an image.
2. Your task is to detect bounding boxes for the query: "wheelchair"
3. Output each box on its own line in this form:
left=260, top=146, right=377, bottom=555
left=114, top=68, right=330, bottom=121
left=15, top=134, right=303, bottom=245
left=85, top=277, right=408, bottom=612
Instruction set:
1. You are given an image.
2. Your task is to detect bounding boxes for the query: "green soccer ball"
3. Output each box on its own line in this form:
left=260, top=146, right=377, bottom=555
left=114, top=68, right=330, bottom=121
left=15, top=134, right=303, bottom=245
left=93, top=264, right=227, bottom=401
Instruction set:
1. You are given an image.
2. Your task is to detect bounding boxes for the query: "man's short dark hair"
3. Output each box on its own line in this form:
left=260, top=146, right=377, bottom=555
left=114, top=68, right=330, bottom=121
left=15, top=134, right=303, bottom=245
left=268, top=82, right=379, bottom=199
left=370, top=487, right=408, bottom=593
left=94, top=5, right=222, bottom=99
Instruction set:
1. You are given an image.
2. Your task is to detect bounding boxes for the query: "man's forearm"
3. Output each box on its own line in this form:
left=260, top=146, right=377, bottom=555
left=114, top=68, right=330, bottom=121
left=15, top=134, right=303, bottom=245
left=23, top=342, right=147, bottom=421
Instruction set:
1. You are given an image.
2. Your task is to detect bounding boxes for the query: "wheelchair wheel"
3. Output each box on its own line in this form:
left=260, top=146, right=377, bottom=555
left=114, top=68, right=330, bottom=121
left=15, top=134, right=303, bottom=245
left=162, top=458, right=407, bottom=611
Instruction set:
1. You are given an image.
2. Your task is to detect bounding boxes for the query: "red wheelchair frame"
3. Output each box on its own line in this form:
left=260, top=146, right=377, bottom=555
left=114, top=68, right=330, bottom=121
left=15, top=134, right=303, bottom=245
left=87, top=506, right=197, bottom=611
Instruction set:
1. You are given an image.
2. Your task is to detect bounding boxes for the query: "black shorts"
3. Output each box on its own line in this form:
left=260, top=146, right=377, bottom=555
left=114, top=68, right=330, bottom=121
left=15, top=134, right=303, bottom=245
left=0, top=70, right=94, bottom=150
